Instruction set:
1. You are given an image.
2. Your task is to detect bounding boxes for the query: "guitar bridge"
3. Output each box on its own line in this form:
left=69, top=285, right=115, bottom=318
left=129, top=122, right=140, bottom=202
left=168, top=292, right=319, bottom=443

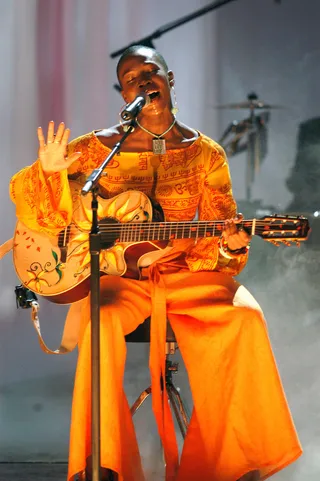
left=58, top=226, right=71, bottom=263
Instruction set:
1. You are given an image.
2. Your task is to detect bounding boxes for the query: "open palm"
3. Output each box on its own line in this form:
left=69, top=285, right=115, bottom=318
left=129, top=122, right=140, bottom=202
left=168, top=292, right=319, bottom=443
left=38, top=121, right=81, bottom=176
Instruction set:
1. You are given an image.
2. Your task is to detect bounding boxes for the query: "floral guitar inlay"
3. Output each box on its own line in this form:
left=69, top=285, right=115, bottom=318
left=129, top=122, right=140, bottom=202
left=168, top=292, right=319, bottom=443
left=25, top=249, right=65, bottom=292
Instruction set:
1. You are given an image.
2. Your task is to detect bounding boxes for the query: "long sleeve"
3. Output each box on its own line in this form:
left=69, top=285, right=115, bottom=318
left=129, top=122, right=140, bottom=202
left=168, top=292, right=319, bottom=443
left=186, top=140, right=249, bottom=275
left=9, top=159, right=73, bottom=236
left=9, top=131, right=107, bottom=237
left=9, top=132, right=106, bottom=236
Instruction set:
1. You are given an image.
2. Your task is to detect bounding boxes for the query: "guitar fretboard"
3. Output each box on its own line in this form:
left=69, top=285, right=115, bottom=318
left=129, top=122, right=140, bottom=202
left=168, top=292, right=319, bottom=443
left=118, top=220, right=226, bottom=242
left=100, top=220, right=255, bottom=243
left=96, top=217, right=305, bottom=243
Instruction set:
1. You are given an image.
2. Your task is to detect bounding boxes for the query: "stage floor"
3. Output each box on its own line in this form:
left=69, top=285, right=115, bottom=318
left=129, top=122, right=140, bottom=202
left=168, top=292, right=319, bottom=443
left=0, top=463, right=68, bottom=481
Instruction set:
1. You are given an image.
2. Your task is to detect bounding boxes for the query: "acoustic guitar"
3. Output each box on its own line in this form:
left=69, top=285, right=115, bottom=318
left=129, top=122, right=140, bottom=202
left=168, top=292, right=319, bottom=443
left=13, top=181, right=310, bottom=304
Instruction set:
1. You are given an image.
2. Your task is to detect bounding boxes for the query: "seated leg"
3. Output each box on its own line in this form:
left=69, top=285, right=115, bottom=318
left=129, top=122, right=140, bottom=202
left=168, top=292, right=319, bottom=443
left=163, top=269, right=302, bottom=480
left=68, top=275, right=151, bottom=481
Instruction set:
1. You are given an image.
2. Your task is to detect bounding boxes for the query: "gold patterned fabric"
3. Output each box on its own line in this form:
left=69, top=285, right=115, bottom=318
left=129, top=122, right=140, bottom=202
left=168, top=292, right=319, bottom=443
left=10, top=131, right=248, bottom=275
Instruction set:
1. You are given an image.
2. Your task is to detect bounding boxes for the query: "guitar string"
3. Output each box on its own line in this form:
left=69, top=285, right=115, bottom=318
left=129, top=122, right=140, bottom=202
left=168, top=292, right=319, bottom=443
left=50, top=218, right=305, bottom=242
left=54, top=221, right=303, bottom=235
left=53, top=220, right=302, bottom=232
left=54, top=224, right=299, bottom=237
left=55, top=225, right=302, bottom=242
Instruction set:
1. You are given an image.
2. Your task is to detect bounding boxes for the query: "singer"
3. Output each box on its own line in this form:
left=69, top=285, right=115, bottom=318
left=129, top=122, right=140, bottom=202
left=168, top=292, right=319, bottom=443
left=9, top=45, right=302, bottom=481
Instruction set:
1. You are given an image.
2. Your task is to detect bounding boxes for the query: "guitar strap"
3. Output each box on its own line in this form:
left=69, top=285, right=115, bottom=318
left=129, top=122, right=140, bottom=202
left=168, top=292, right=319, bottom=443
left=0, top=237, right=14, bottom=258
left=0, top=237, right=82, bottom=355
left=29, top=297, right=83, bottom=355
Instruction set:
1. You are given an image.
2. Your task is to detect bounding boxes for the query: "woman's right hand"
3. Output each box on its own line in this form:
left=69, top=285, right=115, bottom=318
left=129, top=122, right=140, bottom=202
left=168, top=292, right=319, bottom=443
left=37, top=121, right=82, bottom=177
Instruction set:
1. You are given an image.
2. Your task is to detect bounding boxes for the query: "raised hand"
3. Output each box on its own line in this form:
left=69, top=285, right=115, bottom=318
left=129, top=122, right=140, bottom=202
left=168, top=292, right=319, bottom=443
left=37, top=121, right=82, bottom=177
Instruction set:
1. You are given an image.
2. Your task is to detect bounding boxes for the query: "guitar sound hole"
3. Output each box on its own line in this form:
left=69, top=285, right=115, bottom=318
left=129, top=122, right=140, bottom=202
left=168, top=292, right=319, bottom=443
left=99, top=217, right=121, bottom=249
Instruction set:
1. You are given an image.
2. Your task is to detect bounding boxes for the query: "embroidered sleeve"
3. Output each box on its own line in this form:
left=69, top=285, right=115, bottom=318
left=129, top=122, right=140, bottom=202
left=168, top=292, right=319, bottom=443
left=67, top=132, right=107, bottom=178
left=9, top=133, right=104, bottom=236
left=9, top=160, right=72, bottom=236
left=186, top=142, right=248, bottom=275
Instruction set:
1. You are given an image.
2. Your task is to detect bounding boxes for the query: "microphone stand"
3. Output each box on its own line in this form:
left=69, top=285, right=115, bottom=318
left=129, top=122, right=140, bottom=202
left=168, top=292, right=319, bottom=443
left=81, top=121, right=136, bottom=481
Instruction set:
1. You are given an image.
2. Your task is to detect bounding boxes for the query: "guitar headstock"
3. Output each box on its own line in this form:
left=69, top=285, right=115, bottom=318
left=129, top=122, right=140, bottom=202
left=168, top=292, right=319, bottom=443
left=254, top=215, right=310, bottom=246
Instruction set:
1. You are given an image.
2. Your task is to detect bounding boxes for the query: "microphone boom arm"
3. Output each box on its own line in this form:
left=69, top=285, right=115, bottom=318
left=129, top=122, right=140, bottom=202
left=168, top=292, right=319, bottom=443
left=110, top=0, right=242, bottom=58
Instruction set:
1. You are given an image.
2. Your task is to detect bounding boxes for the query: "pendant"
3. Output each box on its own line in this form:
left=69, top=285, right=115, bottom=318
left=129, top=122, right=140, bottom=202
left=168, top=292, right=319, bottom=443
left=153, top=138, right=166, bottom=155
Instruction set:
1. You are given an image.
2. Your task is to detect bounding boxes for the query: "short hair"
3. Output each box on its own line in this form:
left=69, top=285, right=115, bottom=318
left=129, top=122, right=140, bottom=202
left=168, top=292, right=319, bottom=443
left=116, top=45, right=169, bottom=83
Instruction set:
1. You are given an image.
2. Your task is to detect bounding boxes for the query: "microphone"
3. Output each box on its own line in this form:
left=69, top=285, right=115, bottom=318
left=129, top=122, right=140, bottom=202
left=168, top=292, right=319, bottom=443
left=121, top=94, right=150, bottom=121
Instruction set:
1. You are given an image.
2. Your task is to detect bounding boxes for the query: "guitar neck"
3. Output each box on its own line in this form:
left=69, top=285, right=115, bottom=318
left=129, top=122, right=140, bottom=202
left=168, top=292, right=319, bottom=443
left=99, top=215, right=308, bottom=244
left=107, top=219, right=253, bottom=243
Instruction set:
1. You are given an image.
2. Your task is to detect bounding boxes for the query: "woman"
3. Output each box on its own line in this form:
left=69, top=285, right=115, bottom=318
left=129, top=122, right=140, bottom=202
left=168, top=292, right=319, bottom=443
left=10, top=45, right=302, bottom=481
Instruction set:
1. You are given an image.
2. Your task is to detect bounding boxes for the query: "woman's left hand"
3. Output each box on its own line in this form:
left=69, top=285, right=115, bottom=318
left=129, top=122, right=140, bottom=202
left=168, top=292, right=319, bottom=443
left=222, top=216, right=251, bottom=251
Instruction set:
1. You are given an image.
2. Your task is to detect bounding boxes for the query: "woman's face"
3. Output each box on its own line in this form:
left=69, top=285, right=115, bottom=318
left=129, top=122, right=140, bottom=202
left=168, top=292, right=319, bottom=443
left=118, top=49, right=173, bottom=116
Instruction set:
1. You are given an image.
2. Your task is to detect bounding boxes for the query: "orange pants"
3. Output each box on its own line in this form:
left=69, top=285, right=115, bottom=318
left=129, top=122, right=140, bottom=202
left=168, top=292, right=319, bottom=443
left=67, top=265, right=302, bottom=481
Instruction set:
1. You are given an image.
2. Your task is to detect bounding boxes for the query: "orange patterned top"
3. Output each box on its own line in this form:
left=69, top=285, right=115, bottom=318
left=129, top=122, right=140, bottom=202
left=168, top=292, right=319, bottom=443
left=9, top=131, right=248, bottom=275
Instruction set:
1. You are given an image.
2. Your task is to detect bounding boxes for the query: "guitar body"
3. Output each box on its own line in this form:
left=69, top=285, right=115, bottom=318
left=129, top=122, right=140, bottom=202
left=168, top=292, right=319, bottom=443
left=13, top=182, right=170, bottom=304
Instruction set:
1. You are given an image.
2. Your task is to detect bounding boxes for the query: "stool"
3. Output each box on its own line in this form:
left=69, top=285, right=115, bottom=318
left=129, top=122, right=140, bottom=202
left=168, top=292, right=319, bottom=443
left=125, top=317, right=190, bottom=438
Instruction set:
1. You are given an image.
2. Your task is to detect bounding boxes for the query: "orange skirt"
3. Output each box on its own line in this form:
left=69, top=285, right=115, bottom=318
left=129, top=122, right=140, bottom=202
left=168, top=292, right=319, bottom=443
left=67, top=262, right=302, bottom=481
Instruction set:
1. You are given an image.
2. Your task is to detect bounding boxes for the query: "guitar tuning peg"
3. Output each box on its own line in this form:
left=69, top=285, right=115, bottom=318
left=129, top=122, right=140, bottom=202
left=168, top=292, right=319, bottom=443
left=294, top=241, right=301, bottom=247
left=266, top=239, right=280, bottom=246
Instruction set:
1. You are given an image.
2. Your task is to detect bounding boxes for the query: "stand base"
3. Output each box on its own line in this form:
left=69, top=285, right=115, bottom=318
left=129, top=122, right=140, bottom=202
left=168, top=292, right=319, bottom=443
left=131, top=356, right=190, bottom=439
left=78, top=468, right=117, bottom=481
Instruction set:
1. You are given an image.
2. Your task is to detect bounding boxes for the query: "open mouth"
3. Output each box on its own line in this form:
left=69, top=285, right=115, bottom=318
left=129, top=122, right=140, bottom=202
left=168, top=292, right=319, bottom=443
left=147, top=91, right=160, bottom=102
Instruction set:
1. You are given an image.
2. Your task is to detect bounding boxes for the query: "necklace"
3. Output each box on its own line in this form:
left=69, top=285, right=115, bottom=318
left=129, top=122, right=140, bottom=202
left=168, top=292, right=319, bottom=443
left=136, top=116, right=176, bottom=155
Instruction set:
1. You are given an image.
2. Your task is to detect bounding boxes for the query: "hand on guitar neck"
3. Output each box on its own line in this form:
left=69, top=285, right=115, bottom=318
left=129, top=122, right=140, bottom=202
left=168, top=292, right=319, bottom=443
left=222, top=215, right=251, bottom=252
left=37, top=121, right=82, bottom=179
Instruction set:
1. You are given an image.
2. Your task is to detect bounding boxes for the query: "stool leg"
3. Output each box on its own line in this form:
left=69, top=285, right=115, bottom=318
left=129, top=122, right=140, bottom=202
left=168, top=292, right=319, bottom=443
left=130, top=386, right=152, bottom=416
left=166, top=383, right=190, bottom=439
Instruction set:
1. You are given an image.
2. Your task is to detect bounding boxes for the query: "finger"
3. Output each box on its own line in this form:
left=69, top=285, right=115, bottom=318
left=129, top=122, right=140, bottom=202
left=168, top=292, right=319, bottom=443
left=234, top=213, right=244, bottom=224
left=47, top=120, right=55, bottom=143
left=60, top=127, right=71, bottom=149
left=224, top=219, right=237, bottom=236
left=223, top=219, right=232, bottom=231
left=221, top=229, right=228, bottom=241
left=65, top=152, right=82, bottom=168
left=222, top=222, right=231, bottom=240
left=37, top=127, right=46, bottom=150
left=54, top=122, right=65, bottom=143
left=222, top=224, right=230, bottom=240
